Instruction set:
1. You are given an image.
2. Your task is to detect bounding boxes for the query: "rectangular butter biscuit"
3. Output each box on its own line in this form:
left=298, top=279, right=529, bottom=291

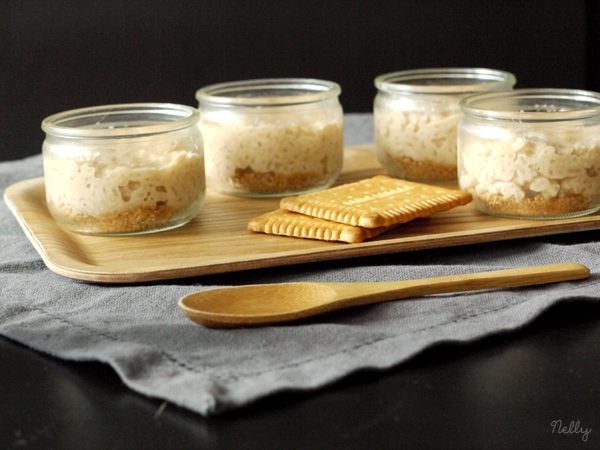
left=248, top=209, right=397, bottom=244
left=280, top=175, right=472, bottom=228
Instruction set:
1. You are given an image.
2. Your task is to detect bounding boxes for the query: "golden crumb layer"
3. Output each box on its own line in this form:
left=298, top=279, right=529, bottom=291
left=48, top=202, right=198, bottom=234
left=475, top=193, right=598, bottom=218
left=380, top=154, right=457, bottom=181
left=231, top=167, right=331, bottom=195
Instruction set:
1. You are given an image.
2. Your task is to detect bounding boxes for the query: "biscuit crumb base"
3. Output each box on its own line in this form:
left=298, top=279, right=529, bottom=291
left=381, top=155, right=457, bottom=182
left=229, top=167, right=333, bottom=196
left=49, top=203, right=194, bottom=234
left=475, top=193, right=599, bottom=219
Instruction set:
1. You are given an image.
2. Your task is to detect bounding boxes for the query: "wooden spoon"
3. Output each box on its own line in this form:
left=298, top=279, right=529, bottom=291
left=178, top=263, right=590, bottom=328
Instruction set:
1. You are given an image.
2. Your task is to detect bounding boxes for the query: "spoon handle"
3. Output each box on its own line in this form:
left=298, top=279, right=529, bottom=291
left=329, top=263, right=590, bottom=309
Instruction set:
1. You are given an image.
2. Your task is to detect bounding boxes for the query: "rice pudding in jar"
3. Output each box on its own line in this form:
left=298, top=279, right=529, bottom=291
left=458, top=89, right=600, bottom=219
left=374, top=68, right=516, bottom=182
left=42, top=103, right=206, bottom=235
left=196, top=78, right=344, bottom=197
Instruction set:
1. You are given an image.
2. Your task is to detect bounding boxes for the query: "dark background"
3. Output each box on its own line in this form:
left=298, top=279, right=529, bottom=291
left=2, top=0, right=600, bottom=143
left=2, top=3, right=600, bottom=447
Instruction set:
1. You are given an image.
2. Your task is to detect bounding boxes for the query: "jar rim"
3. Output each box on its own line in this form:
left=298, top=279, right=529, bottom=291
left=195, top=78, right=341, bottom=107
left=459, top=88, right=600, bottom=122
left=41, top=103, right=200, bottom=138
left=374, top=68, right=516, bottom=95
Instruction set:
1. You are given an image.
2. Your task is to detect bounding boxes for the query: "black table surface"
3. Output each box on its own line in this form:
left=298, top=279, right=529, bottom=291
left=1, top=136, right=599, bottom=450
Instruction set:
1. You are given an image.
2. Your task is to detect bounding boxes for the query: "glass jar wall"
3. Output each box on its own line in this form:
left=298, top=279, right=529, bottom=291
left=458, top=89, right=600, bottom=219
left=42, top=103, right=205, bottom=235
left=196, top=78, right=344, bottom=197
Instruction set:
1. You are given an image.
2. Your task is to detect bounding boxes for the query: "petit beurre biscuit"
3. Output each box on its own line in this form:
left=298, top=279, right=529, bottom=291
left=279, top=175, right=473, bottom=228
left=248, top=209, right=398, bottom=244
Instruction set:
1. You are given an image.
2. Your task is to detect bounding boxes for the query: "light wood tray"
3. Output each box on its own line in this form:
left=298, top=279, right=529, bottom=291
left=5, top=145, right=600, bottom=283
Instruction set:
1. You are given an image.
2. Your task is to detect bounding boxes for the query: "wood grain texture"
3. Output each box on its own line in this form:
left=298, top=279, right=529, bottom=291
left=4, top=145, right=600, bottom=283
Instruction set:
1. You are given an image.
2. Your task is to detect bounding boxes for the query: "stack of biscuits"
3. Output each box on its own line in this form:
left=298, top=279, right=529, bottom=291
left=248, top=175, right=472, bottom=243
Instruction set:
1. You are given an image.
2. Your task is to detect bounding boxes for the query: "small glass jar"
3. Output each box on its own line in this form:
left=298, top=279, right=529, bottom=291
left=458, top=89, right=600, bottom=219
left=42, top=103, right=206, bottom=235
left=196, top=78, right=344, bottom=197
left=374, top=68, right=516, bottom=181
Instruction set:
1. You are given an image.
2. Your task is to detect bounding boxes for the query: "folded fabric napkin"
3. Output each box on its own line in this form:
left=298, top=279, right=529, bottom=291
left=1, top=114, right=599, bottom=416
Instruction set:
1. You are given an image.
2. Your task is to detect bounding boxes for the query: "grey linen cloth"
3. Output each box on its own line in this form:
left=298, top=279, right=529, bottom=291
left=1, top=114, right=599, bottom=416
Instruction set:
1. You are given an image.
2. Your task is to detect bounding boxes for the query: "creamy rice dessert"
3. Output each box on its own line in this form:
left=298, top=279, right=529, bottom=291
left=458, top=126, right=600, bottom=218
left=44, top=136, right=205, bottom=234
left=374, top=96, right=461, bottom=181
left=201, top=119, right=343, bottom=196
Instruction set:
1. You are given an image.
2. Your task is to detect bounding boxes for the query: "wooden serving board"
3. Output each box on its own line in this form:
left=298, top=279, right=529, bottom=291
left=5, top=145, right=600, bottom=283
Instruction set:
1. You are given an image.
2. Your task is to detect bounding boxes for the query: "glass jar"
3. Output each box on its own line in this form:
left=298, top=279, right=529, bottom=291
left=196, top=78, right=344, bottom=197
left=374, top=68, right=516, bottom=181
left=42, top=103, right=206, bottom=235
left=458, top=89, right=600, bottom=219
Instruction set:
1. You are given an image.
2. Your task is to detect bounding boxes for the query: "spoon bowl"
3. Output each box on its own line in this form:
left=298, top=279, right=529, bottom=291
left=178, top=263, right=590, bottom=328
left=184, top=283, right=338, bottom=315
